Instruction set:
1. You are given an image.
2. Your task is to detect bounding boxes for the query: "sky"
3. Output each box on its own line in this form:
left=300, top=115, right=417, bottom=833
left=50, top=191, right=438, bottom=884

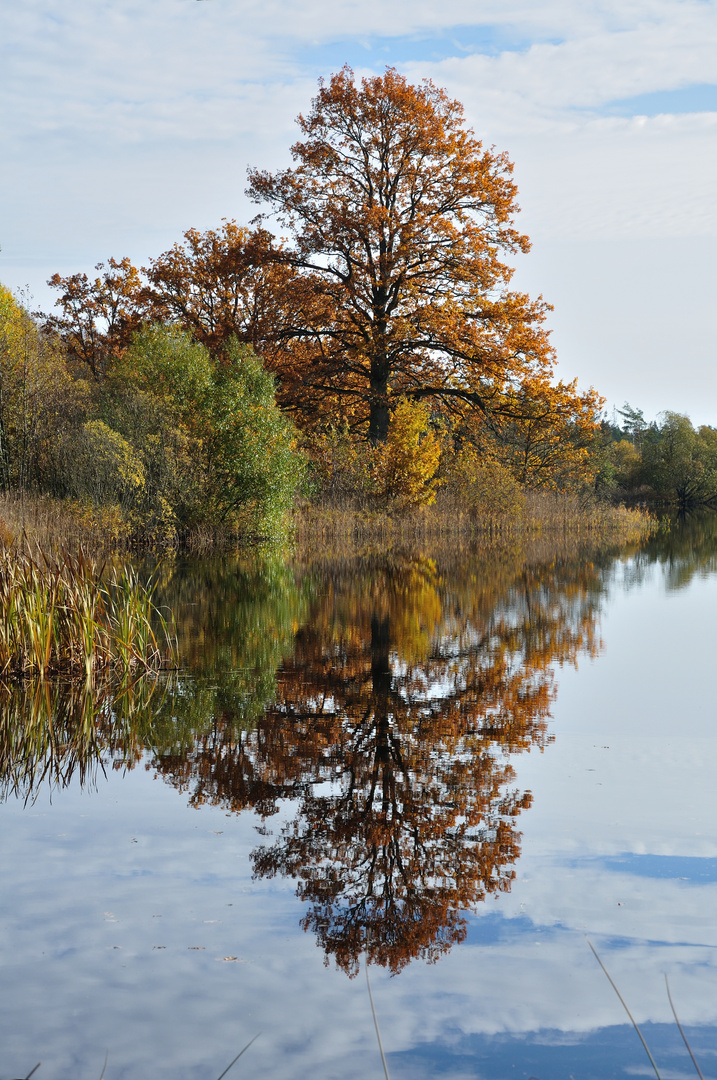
left=1, top=0, right=716, bottom=424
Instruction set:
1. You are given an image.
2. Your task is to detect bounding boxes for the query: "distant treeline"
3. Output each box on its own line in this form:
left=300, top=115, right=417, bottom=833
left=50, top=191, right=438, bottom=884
left=597, top=404, right=717, bottom=510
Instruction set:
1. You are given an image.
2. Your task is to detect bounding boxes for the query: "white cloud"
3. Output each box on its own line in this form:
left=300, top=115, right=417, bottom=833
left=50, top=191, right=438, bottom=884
left=411, top=10, right=717, bottom=122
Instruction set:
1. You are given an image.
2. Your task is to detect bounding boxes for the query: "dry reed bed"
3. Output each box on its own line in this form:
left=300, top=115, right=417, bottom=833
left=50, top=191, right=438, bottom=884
left=0, top=494, right=114, bottom=551
left=0, top=494, right=281, bottom=553
left=0, top=490, right=653, bottom=556
left=0, top=544, right=174, bottom=679
left=295, top=491, right=654, bottom=552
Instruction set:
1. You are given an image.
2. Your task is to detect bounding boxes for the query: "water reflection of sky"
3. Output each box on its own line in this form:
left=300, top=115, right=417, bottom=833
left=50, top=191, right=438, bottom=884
left=3, top=542, right=717, bottom=1079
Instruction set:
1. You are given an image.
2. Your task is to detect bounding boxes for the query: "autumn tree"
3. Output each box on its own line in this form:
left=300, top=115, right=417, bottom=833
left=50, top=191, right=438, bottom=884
left=491, top=377, right=604, bottom=489
left=43, top=69, right=601, bottom=481
left=44, top=258, right=148, bottom=378
left=44, top=225, right=303, bottom=374
left=143, top=222, right=299, bottom=357
left=247, top=66, right=557, bottom=443
left=0, top=284, right=86, bottom=495
left=371, top=397, right=442, bottom=507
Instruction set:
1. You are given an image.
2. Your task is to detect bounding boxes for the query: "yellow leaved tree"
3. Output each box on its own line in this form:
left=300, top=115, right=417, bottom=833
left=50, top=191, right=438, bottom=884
left=372, top=398, right=442, bottom=509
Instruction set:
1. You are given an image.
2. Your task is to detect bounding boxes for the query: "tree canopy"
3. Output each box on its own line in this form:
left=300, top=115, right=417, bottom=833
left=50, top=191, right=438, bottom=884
left=37, top=67, right=609, bottom=516
left=248, top=66, right=556, bottom=442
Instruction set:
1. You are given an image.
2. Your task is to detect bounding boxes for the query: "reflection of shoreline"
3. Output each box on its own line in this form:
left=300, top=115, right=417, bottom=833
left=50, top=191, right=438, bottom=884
left=152, top=549, right=607, bottom=975
left=1, top=547, right=609, bottom=975
left=290, top=532, right=636, bottom=577
left=0, top=675, right=169, bottom=803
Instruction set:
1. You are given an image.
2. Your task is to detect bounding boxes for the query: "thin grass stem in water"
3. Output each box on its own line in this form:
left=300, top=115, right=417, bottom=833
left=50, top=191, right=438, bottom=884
left=215, top=1033, right=261, bottom=1080
left=665, top=975, right=705, bottom=1080
left=586, top=937, right=662, bottom=1080
left=365, top=933, right=391, bottom=1080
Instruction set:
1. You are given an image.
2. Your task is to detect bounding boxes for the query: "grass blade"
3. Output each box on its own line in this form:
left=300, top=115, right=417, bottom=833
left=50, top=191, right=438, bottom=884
left=665, top=975, right=705, bottom=1080
left=586, top=937, right=662, bottom=1080
left=365, top=945, right=391, bottom=1080
left=215, top=1032, right=261, bottom=1080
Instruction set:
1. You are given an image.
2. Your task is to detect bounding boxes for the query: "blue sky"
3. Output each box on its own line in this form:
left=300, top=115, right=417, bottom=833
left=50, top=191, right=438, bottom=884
left=1, top=0, right=716, bottom=422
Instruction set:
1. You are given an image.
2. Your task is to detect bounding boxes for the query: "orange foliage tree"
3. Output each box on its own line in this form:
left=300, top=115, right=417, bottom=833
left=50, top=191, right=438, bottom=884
left=142, top=222, right=299, bottom=357
left=44, top=258, right=149, bottom=378
left=247, top=66, right=556, bottom=443
left=42, top=68, right=602, bottom=475
left=44, top=228, right=295, bottom=375
left=492, top=377, right=605, bottom=489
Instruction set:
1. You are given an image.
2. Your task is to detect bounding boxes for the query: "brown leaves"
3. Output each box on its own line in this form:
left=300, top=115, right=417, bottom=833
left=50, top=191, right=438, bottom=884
left=44, top=258, right=148, bottom=378
left=144, top=222, right=296, bottom=358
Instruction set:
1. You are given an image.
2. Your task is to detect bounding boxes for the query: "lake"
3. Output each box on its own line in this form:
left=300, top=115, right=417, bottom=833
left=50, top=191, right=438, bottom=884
left=2, top=517, right=717, bottom=1080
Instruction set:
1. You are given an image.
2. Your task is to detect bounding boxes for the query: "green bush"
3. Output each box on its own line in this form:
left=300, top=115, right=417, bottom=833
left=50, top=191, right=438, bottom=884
left=204, top=341, right=305, bottom=537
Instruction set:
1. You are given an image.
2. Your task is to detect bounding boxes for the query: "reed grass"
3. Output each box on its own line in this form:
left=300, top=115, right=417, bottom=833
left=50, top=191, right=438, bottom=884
left=295, top=490, right=654, bottom=553
left=0, top=489, right=653, bottom=557
left=0, top=494, right=113, bottom=552
left=0, top=543, right=175, bottom=679
left=0, top=493, right=289, bottom=553
left=588, top=938, right=705, bottom=1080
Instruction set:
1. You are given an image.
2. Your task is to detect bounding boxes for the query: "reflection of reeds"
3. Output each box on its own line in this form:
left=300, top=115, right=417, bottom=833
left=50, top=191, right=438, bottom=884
left=16, top=1043, right=258, bottom=1080
left=0, top=544, right=174, bottom=678
left=0, top=673, right=168, bottom=803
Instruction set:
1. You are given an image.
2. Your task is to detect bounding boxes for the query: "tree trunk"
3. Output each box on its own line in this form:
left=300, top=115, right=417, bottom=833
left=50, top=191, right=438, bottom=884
left=368, top=369, right=390, bottom=445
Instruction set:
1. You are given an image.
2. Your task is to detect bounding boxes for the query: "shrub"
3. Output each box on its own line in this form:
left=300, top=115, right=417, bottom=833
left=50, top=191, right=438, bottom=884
left=372, top=398, right=441, bottom=509
left=203, top=341, right=305, bottom=537
left=442, top=444, right=524, bottom=519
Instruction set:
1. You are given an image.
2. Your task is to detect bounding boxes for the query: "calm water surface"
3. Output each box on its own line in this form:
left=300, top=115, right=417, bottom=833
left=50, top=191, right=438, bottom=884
left=2, top=520, right=717, bottom=1079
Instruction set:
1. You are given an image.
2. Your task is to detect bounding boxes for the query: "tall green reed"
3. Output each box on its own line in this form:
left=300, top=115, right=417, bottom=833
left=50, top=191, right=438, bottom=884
left=0, top=543, right=175, bottom=679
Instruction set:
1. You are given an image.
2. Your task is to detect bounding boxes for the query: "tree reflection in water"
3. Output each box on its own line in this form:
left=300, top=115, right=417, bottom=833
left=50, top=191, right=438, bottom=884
left=154, top=550, right=604, bottom=975
left=0, top=545, right=606, bottom=975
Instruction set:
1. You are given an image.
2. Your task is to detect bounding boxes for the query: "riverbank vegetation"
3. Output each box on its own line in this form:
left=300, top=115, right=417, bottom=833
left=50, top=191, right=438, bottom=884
left=0, top=543, right=173, bottom=679
left=0, top=69, right=669, bottom=550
